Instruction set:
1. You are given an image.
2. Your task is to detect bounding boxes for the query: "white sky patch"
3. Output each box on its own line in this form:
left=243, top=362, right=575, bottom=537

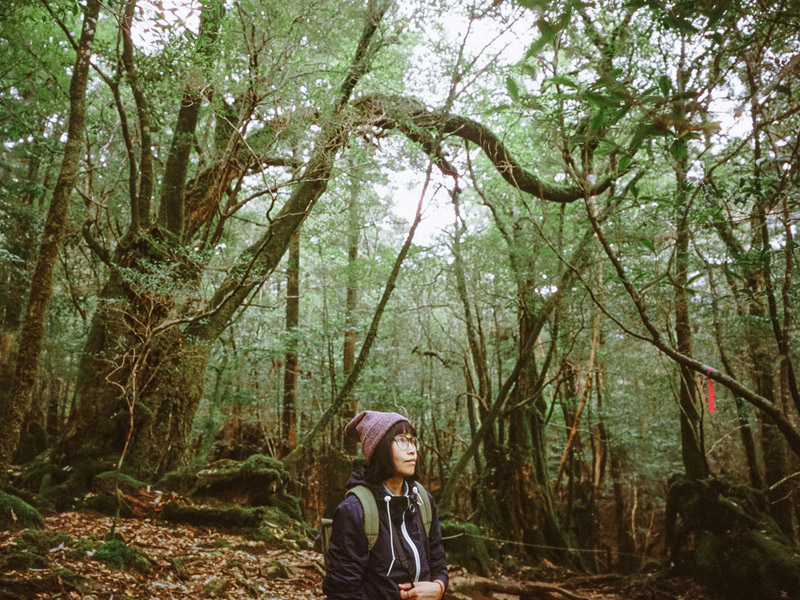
left=130, top=0, right=201, bottom=51
left=376, top=168, right=456, bottom=245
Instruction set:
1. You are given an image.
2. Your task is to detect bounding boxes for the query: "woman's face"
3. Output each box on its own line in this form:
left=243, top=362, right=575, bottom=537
left=391, top=434, right=417, bottom=478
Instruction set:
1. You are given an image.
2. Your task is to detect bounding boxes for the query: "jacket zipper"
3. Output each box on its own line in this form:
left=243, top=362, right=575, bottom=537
left=400, top=512, right=421, bottom=582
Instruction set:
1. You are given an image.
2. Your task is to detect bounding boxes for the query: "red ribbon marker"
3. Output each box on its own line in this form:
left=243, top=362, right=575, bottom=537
left=704, top=366, right=716, bottom=413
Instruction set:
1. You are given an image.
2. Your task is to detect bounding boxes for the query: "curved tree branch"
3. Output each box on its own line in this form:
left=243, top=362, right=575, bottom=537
left=354, top=94, right=614, bottom=202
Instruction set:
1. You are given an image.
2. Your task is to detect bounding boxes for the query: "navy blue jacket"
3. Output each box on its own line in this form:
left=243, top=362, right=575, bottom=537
left=322, top=471, right=448, bottom=599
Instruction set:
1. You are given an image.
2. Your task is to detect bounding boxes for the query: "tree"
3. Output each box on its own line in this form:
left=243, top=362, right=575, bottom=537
left=0, top=0, right=102, bottom=471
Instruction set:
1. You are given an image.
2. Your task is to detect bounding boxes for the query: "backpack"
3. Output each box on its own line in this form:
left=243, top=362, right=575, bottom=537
left=319, top=482, right=433, bottom=568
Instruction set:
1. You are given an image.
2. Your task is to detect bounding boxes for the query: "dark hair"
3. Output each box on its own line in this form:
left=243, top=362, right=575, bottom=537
left=364, top=420, right=417, bottom=484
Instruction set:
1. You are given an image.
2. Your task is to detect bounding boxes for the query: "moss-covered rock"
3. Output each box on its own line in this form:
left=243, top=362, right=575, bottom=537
left=0, top=528, right=75, bottom=574
left=440, top=520, right=496, bottom=575
left=16, top=529, right=72, bottom=553
left=667, top=476, right=800, bottom=600
left=84, top=471, right=148, bottom=517
left=157, top=469, right=198, bottom=495
left=0, top=491, right=44, bottom=531
left=194, top=454, right=288, bottom=503
left=13, top=452, right=112, bottom=511
left=251, top=506, right=313, bottom=548
left=93, top=539, right=151, bottom=574
left=162, top=502, right=265, bottom=528
left=0, top=483, right=54, bottom=514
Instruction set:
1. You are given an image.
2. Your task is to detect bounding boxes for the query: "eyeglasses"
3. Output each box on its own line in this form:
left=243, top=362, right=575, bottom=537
left=393, top=436, right=418, bottom=451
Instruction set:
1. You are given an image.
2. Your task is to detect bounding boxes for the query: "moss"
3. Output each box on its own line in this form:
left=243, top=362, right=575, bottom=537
left=15, top=454, right=108, bottom=511
left=84, top=470, right=148, bottom=517
left=263, top=490, right=303, bottom=520
left=93, top=471, right=146, bottom=489
left=93, top=539, right=151, bottom=574
left=70, top=537, right=99, bottom=559
left=162, top=502, right=265, bottom=528
left=440, top=519, right=496, bottom=575
left=0, top=483, right=54, bottom=514
left=242, top=453, right=284, bottom=475
left=211, top=538, right=231, bottom=548
left=157, top=469, right=198, bottom=495
left=0, top=542, right=51, bottom=571
left=0, top=529, right=73, bottom=572
left=668, top=476, right=800, bottom=600
left=264, top=560, right=293, bottom=578
left=196, top=454, right=287, bottom=499
left=202, top=577, right=230, bottom=597
left=16, top=529, right=72, bottom=554
left=249, top=506, right=312, bottom=548
left=0, top=491, right=44, bottom=531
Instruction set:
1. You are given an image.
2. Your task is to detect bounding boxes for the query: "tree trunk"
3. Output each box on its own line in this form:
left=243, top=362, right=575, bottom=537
left=0, top=149, right=41, bottom=400
left=282, top=232, right=300, bottom=456
left=673, top=49, right=708, bottom=480
left=342, top=169, right=360, bottom=454
left=0, top=0, right=101, bottom=471
left=487, top=281, right=573, bottom=563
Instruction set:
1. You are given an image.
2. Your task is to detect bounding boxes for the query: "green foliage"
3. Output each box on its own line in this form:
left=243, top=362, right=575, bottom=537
left=93, top=539, right=152, bottom=574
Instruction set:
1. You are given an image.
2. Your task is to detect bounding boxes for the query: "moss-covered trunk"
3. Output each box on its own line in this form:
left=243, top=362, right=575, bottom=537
left=57, top=1, right=391, bottom=481
left=484, top=284, right=571, bottom=563
left=0, top=0, right=101, bottom=471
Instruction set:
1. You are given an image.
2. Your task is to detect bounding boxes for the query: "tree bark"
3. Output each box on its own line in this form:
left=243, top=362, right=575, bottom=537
left=157, top=4, right=223, bottom=241
left=342, top=169, right=360, bottom=455
left=282, top=232, right=300, bottom=456
left=0, top=0, right=101, bottom=471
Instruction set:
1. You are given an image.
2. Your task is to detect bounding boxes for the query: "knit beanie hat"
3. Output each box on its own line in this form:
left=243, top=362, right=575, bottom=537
left=344, top=410, right=410, bottom=460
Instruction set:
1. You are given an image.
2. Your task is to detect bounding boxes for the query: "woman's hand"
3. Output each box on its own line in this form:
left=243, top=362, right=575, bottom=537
left=398, top=580, right=444, bottom=599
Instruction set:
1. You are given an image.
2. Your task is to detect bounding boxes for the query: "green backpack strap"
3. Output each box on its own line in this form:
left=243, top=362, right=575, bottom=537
left=414, top=481, right=433, bottom=536
left=347, top=485, right=380, bottom=550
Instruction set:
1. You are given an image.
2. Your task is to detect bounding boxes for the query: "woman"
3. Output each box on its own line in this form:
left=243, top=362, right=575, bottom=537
left=322, top=410, right=448, bottom=600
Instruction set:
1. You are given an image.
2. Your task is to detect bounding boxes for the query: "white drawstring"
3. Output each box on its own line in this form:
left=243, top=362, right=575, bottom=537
left=384, top=496, right=396, bottom=576
left=412, top=485, right=423, bottom=507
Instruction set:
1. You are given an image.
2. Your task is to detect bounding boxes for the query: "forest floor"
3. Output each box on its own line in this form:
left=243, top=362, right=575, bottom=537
left=1, top=510, right=727, bottom=600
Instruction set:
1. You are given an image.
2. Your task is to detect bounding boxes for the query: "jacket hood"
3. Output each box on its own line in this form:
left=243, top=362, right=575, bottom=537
left=346, top=470, right=422, bottom=517
left=346, top=469, right=417, bottom=497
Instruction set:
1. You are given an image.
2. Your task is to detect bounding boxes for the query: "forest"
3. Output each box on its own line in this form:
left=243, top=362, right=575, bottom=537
left=0, top=0, right=798, bottom=598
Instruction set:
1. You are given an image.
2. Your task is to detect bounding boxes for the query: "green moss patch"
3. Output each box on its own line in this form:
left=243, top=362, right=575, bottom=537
left=93, top=539, right=151, bottom=574
left=162, top=502, right=265, bottom=528
left=0, top=491, right=44, bottom=531
left=84, top=471, right=148, bottom=517
left=440, top=520, right=496, bottom=575
left=194, top=454, right=288, bottom=502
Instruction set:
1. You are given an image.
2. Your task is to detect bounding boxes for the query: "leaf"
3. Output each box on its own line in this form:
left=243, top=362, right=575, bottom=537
left=618, top=155, right=632, bottom=172
left=707, top=0, right=733, bottom=25
left=518, top=0, right=548, bottom=9
left=590, top=110, right=606, bottom=134
left=526, top=36, right=548, bottom=58
left=670, top=139, right=688, bottom=161
left=639, top=239, right=656, bottom=254
left=505, top=76, right=520, bottom=102
left=544, top=74, right=578, bottom=89
left=536, top=18, right=557, bottom=43
left=595, top=139, right=618, bottom=156
left=663, top=13, right=699, bottom=34
left=657, top=75, right=671, bottom=96
left=557, top=5, right=573, bottom=31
